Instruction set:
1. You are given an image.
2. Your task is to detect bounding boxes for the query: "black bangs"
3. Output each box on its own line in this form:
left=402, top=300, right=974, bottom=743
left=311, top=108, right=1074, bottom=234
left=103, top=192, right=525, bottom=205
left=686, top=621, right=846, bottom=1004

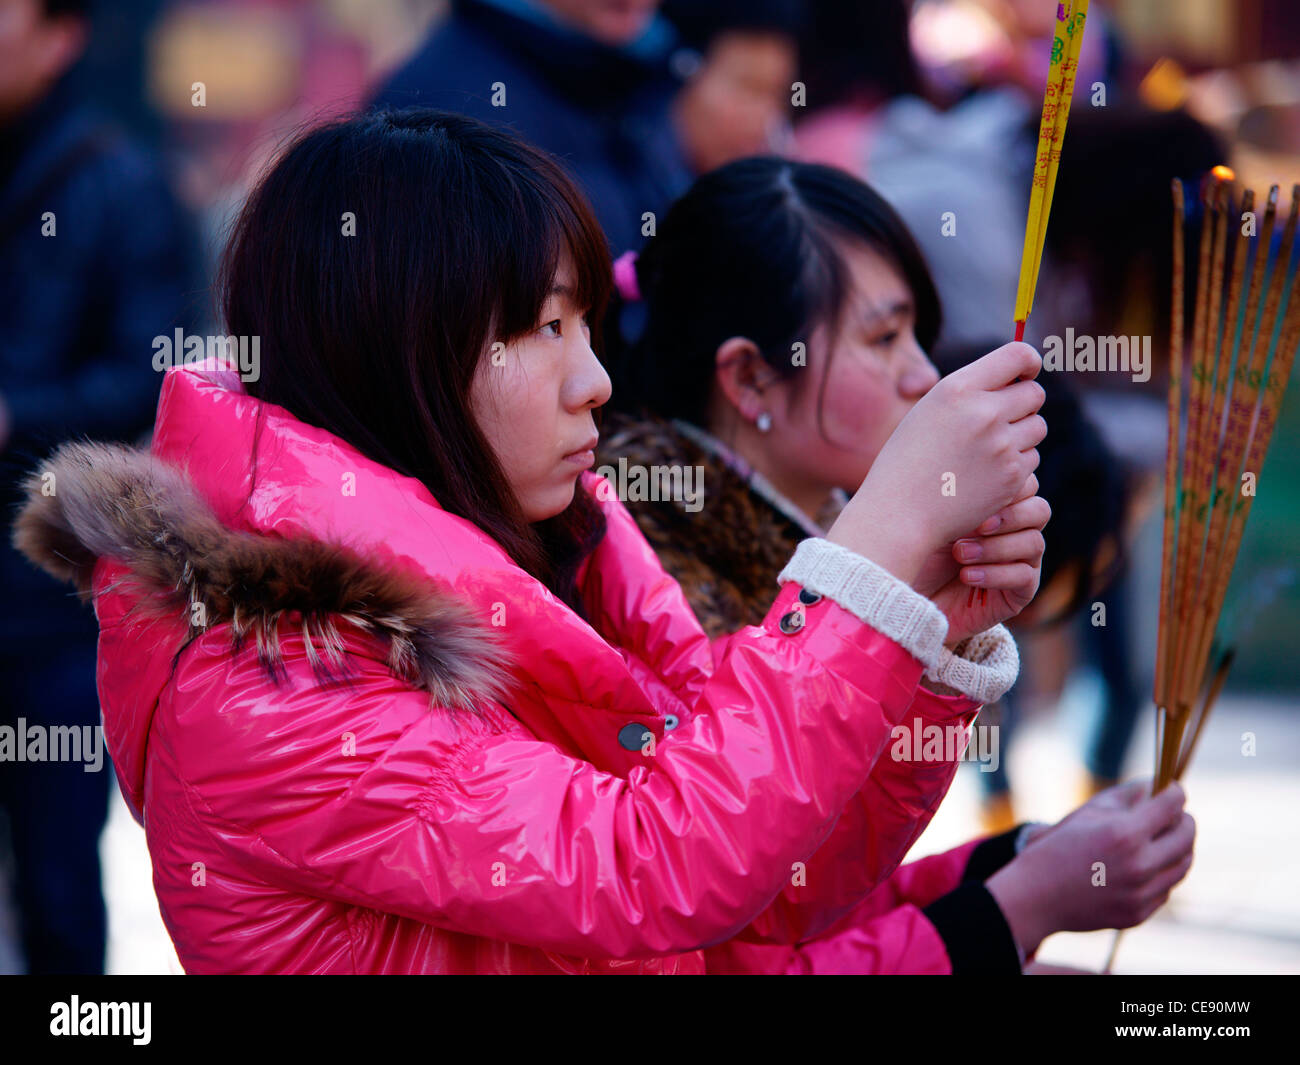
left=491, top=153, right=614, bottom=348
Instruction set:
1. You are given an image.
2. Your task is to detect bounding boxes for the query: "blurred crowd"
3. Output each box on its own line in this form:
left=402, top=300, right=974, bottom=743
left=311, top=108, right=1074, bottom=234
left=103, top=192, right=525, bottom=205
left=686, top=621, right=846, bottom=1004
left=3, top=0, right=1299, bottom=974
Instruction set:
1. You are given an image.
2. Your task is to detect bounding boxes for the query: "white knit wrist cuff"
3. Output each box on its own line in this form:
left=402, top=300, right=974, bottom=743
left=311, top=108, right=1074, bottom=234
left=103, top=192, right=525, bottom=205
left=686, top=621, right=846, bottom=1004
left=921, top=624, right=1020, bottom=705
left=778, top=538, right=948, bottom=669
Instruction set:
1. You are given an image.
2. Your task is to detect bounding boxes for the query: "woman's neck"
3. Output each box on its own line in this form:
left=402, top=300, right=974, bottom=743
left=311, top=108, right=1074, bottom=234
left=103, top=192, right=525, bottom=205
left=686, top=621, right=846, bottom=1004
left=680, top=415, right=834, bottom=532
left=756, top=463, right=833, bottom=528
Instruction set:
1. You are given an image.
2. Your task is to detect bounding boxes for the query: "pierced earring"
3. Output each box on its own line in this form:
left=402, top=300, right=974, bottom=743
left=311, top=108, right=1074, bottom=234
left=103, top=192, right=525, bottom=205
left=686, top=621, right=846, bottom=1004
left=756, top=412, right=772, bottom=433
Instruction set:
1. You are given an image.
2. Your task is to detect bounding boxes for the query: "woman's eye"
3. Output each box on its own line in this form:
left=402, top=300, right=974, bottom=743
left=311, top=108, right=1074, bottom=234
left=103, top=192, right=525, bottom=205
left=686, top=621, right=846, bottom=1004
left=540, top=319, right=562, bottom=337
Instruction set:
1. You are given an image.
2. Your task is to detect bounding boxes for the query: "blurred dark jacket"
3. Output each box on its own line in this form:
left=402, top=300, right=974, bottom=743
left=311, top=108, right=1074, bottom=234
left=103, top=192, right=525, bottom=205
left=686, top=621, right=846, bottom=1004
left=371, top=0, right=692, bottom=255
left=0, top=73, right=199, bottom=643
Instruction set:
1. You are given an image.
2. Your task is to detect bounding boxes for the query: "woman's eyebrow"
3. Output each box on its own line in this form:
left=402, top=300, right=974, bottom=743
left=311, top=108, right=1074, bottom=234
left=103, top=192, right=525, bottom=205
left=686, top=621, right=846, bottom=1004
left=548, top=283, right=593, bottom=316
left=862, top=299, right=913, bottom=324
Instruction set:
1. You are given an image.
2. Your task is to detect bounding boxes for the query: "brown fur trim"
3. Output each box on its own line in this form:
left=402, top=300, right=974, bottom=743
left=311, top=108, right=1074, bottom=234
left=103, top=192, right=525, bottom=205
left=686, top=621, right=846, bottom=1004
left=12, top=441, right=515, bottom=714
left=595, top=412, right=817, bottom=639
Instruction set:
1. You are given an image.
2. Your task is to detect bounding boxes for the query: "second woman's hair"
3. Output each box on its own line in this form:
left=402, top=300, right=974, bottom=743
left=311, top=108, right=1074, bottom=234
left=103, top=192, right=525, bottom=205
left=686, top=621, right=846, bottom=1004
left=219, top=109, right=611, bottom=613
left=613, top=157, right=941, bottom=429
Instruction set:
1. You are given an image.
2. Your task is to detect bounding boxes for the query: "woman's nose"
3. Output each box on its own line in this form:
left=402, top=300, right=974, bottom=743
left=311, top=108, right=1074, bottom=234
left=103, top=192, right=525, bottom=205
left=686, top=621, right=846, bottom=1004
left=900, top=350, right=941, bottom=398
left=567, top=338, right=612, bottom=411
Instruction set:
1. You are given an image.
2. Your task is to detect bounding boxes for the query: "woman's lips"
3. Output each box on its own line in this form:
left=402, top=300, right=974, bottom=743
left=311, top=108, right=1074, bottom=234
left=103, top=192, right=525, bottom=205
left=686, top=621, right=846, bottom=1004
left=562, top=435, right=599, bottom=467
left=562, top=449, right=596, bottom=468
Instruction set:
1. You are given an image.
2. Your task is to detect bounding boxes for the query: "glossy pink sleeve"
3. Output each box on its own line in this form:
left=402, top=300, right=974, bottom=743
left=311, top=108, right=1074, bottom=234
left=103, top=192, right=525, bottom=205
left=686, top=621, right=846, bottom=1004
left=852, top=838, right=983, bottom=914
left=729, top=681, right=983, bottom=944
left=705, top=838, right=986, bottom=974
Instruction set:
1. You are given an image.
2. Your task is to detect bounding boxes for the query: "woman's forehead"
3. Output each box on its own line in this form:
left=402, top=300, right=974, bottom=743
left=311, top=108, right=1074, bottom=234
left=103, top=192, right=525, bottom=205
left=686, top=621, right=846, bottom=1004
left=841, top=241, right=910, bottom=298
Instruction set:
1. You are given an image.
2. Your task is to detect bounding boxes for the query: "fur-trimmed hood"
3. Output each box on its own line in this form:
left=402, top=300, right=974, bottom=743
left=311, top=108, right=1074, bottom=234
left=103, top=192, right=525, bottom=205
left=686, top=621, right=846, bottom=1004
left=13, top=440, right=515, bottom=714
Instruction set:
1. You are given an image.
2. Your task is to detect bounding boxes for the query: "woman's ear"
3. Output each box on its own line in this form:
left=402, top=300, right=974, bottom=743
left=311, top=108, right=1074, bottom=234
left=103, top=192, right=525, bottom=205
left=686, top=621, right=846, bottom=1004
left=714, top=336, right=779, bottom=422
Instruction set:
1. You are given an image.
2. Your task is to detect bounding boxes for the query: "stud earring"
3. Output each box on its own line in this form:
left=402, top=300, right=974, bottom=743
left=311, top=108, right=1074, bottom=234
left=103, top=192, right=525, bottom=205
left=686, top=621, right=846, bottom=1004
left=756, top=412, right=772, bottom=432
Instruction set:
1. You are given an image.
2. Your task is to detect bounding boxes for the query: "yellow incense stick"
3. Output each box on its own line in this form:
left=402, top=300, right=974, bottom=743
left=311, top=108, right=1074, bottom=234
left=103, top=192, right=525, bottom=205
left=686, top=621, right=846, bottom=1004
left=1028, top=0, right=1091, bottom=308
left=1014, top=0, right=1090, bottom=327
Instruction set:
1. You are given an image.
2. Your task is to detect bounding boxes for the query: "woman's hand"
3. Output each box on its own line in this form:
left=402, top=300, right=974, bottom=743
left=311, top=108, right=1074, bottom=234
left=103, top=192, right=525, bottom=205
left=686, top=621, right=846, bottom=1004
left=826, top=343, right=1046, bottom=586
left=985, top=780, right=1196, bottom=961
left=924, top=476, right=1051, bottom=644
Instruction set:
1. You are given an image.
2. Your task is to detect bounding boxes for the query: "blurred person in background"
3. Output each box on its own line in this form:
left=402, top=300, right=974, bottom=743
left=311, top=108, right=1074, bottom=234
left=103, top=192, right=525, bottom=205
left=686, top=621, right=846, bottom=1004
left=0, top=0, right=198, bottom=973
left=370, top=0, right=692, bottom=256
left=662, top=0, right=800, bottom=176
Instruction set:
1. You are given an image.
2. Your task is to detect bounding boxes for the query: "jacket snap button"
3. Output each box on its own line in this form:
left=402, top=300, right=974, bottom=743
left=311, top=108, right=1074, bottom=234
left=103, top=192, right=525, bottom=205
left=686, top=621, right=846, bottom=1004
left=798, top=588, right=822, bottom=605
left=618, top=722, right=652, bottom=751
left=663, top=714, right=679, bottom=731
left=779, top=610, right=805, bottom=634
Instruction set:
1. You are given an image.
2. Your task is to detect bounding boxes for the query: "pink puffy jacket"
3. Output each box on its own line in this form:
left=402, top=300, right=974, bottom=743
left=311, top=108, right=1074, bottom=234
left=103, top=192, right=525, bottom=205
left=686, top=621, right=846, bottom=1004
left=16, top=364, right=997, bottom=974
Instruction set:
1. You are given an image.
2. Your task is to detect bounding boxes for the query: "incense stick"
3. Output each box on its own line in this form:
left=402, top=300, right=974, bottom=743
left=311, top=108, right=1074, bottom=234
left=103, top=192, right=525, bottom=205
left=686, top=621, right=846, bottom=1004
left=1014, top=0, right=1090, bottom=327
left=1027, top=0, right=1091, bottom=309
left=1153, top=179, right=1186, bottom=716
left=1177, top=647, right=1236, bottom=779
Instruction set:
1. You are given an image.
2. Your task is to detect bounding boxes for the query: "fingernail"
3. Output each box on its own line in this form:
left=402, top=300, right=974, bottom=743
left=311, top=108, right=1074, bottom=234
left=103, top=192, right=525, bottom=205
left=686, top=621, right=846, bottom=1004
left=964, top=569, right=985, bottom=584
left=957, top=541, right=983, bottom=563
left=978, top=515, right=1002, bottom=534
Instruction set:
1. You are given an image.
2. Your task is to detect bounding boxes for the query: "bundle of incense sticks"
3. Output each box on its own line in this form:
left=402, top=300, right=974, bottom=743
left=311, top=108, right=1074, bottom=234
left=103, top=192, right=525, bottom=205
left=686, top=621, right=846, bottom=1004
left=970, top=0, right=1089, bottom=609
left=1156, top=169, right=1300, bottom=791
left=1104, top=169, right=1300, bottom=974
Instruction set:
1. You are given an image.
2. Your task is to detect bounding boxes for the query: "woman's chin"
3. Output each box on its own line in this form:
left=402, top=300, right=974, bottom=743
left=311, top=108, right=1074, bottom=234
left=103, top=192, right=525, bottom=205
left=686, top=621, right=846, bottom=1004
left=523, top=478, right=579, bottom=523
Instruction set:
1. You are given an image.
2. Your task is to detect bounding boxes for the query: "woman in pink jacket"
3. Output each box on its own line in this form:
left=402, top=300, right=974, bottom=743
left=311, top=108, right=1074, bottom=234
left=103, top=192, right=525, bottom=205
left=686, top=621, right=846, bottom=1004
left=14, top=110, right=1185, bottom=974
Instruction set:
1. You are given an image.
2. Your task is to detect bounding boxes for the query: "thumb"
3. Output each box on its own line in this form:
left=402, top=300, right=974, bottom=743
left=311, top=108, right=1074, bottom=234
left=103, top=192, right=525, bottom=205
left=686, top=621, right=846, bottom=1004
left=1095, top=778, right=1152, bottom=808
left=1131, top=781, right=1187, bottom=840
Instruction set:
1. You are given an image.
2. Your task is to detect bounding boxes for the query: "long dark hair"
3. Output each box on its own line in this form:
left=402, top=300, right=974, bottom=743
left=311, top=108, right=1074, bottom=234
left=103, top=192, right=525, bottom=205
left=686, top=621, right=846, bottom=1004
left=219, top=109, right=610, bottom=613
left=612, top=156, right=940, bottom=429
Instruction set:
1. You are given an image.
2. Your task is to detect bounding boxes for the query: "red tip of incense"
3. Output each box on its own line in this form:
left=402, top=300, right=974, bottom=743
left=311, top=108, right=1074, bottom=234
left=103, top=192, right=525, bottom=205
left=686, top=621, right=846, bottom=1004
left=1014, top=320, right=1026, bottom=342
left=1210, top=165, right=1236, bottom=183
